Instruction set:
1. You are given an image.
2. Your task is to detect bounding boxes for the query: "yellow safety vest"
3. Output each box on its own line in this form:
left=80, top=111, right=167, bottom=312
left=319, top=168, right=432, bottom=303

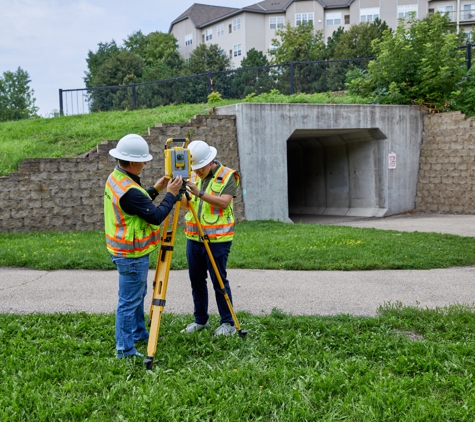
left=104, top=167, right=160, bottom=257
left=185, top=164, right=239, bottom=242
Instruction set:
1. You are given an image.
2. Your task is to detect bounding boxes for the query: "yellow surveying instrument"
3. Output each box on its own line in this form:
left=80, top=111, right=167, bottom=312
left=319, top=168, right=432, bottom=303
left=144, top=138, right=247, bottom=370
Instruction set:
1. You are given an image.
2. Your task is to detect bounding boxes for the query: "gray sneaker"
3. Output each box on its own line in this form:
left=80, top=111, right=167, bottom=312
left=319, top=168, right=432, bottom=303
left=181, top=321, right=210, bottom=333
left=214, top=323, right=236, bottom=336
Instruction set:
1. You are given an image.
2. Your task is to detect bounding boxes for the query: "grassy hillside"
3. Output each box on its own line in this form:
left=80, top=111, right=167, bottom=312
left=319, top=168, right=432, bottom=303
left=0, top=101, right=238, bottom=177
left=0, top=92, right=371, bottom=177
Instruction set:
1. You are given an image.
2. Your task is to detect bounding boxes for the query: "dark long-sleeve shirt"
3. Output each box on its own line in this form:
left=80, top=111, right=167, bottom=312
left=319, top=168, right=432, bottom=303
left=118, top=168, right=177, bottom=226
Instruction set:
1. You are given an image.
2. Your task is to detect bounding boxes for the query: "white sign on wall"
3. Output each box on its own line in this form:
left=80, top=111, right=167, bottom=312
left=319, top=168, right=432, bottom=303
left=388, top=152, right=397, bottom=169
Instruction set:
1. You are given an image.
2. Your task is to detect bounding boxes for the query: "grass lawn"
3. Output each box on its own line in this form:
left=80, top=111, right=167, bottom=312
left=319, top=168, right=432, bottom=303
left=1, top=305, right=475, bottom=421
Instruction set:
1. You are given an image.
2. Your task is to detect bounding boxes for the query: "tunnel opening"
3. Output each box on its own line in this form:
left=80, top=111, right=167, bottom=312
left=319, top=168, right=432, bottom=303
left=287, top=128, right=388, bottom=219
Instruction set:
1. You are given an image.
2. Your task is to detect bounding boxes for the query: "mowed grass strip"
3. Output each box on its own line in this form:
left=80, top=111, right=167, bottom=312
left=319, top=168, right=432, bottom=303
left=0, top=220, right=474, bottom=271
left=1, top=305, right=475, bottom=421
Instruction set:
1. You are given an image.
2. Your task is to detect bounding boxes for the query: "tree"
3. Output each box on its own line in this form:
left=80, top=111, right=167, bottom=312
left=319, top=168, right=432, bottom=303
left=269, top=22, right=325, bottom=64
left=88, top=51, right=144, bottom=112
left=324, top=26, right=345, bottom=60
left=84, top=41, right=121, bottom=87
left=186, top=44, right=231, bottom=74
left=0, top=67, right=38, bottom=121
left=229, top=48, right=274, bottom=98
left=332, top=19, right=389, bottom=59
left=241, top=48, right=269, bottom=68
left=347, top=12, right=466, bottom=109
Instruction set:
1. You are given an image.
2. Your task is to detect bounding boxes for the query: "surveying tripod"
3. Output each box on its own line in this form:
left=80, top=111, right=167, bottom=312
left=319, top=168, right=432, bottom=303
left=144, top=177, right=247, bottom=370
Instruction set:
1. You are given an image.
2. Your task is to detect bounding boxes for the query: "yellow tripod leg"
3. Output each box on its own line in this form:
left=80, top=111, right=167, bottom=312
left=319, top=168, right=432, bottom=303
left=144, top=201, right=181, bottom=370
left=186, top=199, right=247, bottom=339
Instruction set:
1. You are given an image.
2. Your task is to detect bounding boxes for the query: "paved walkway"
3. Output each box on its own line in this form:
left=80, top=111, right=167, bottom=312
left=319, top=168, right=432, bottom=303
left=1, top=214, right=474, bottom=316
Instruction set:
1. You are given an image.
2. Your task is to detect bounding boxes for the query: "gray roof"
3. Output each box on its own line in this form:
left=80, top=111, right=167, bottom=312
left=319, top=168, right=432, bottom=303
left=170, top=0, right=356, bottom=31
left=170, top=3, right=240, bottom=29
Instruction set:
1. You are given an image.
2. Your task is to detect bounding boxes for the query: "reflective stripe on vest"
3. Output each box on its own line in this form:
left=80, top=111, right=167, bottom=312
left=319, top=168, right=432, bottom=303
left=104, top=168, right=160, bottom=257
left=185, top=163, right=239, bottom=242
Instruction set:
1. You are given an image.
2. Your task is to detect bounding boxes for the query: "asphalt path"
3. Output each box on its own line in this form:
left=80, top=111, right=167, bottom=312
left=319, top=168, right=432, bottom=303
left=1, top=214, right=474, bottom=317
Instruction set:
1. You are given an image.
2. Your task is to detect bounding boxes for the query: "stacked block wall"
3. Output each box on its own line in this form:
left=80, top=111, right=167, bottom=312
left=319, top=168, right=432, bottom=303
left=0, top=115, right=241, bottom=233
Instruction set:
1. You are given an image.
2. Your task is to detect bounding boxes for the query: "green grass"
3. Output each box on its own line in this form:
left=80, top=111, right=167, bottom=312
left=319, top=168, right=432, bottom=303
left=0, top=100, right=240, bottom=176
left=0, top=93, right=371, bottom=177
left=1, top=220, right=474, bottom=271
left=1, top=304, right=475, bottom=421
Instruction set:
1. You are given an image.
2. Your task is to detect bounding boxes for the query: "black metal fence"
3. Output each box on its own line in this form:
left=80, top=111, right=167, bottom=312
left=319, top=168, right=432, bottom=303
left=59, top=45, right=474, bottom=116
left=59, top=58, right=373, bottom=116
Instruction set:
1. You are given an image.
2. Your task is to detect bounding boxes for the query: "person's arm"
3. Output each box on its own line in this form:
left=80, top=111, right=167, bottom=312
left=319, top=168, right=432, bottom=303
left=121, top=177, right=182, bottom=225
left=186, top=176, right=236, bottom=209
left=120, top=189, right=176, bottom=225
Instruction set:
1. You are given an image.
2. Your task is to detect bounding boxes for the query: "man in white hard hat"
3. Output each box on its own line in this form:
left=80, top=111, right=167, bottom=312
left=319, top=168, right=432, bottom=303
left=181, top=140, right=240, bottom=336
left=104, top=133, right=182, bottom=359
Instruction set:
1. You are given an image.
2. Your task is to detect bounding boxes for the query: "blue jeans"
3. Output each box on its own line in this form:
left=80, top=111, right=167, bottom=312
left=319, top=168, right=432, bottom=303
left=110, top=254, right=150, bottom=358
left=186, top=239, right=234, bottom=326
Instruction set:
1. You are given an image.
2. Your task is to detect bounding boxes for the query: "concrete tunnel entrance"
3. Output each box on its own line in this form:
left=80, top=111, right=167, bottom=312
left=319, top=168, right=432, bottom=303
left=287, top=128, right=388, bottom=218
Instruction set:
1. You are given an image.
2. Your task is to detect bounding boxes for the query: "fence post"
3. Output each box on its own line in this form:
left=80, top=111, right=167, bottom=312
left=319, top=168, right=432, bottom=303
left=59, top=89, right=64, bottom=116
left=467, top=43, right=472, bottom=70
left=131, top=83, right=137, bottom=110
left=207, top=71, right=213, bottom=95
left=289, top=62, right=295, bottom=95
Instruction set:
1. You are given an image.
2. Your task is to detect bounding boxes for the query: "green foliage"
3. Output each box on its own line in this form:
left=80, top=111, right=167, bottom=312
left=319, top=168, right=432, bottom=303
left=2, top=306, right=475, bottom=420
left=240, top=48, right=269, bottom=68
left=186, top=43, right=231, bottom=74
left=141, top=31, right=179, bottom=65
left=332, top=19, right=389, bottom=59
left=243, top=89, right=370, bottom=105
left=207, top=91, right=223, bottom=103
left=0, top=67, right=38, bottom=122
left=1, top=220, right=473, bottom=271
left=448, top=67, right=475, bottom=116
left=84, top=41, right=121, bottom=87
left=269, top=22, right=325, bottom=64
left=346, top=13, right=466, bottom=110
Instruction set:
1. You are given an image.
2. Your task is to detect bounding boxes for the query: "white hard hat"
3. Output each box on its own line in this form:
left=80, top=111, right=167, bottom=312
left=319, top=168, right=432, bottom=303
left=109, top=134, right=153, bottom=162
left=188, top=140, right=217, bottom=170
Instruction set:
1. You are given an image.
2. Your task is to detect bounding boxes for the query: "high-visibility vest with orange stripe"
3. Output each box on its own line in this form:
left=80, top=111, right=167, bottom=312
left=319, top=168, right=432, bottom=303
left=185, top=164, right=239, bottom=242
left=104, top=167, right=160, bottom=257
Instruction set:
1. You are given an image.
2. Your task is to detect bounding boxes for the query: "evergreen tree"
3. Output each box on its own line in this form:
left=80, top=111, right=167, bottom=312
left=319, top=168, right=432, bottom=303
left=0, top=67, right=38, bottom=121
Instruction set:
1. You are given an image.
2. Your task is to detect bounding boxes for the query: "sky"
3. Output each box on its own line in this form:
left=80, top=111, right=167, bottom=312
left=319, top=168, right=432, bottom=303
left=0, top=0, right=255, bottom=117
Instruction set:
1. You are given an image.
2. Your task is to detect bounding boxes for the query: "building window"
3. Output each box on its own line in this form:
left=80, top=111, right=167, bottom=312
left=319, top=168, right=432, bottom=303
left=397, top=4, right=417, bottom=19
left=233, top=44, right=242, bottom=57
left=217, top=24, right=224, bottom=37
left=462, top=4, right=475, bottom=20
left=360, top=7, right=379, bottom=22
left=233, top=17, right=241, bottom=31
left=205, top=28, right=213, bottom=42
left=296, top=13, right=314, bottom=25
left=270, top=16, right=284, bottom=29
left=344, top=15, right=350, bottom=24
left=325, top=12, right=341, bottom=25
left=185, top=34, right=193, bottom=47
left=437, top=5, right=454, bottom=19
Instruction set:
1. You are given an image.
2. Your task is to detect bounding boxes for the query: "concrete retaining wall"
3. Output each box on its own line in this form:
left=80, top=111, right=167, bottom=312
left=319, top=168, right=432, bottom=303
left=416, top=111, right=475, bottom=214
left=0, top=115, right=242, bottom=233
left=217, top=103, right=425, bottom=221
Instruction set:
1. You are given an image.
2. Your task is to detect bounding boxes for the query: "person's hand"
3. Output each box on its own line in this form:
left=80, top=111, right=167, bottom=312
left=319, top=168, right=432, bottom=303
left=154, top=176, right=169, bottom=192
left=186, top=181, right=200, bottom=197
left=166, top=176, right=183, bottom=196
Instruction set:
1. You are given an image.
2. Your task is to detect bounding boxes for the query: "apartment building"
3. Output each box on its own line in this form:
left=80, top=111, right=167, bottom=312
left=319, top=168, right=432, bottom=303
left=169, top=0, right=475, bottom=67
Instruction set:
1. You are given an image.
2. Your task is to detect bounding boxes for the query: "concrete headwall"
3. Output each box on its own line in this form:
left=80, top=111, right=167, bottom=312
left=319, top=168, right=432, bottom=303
left=0, top=115, right=242, bottom=233
left=216, top=103, right=425, bottom=221
left=416, top=111, right=475, bottom=214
